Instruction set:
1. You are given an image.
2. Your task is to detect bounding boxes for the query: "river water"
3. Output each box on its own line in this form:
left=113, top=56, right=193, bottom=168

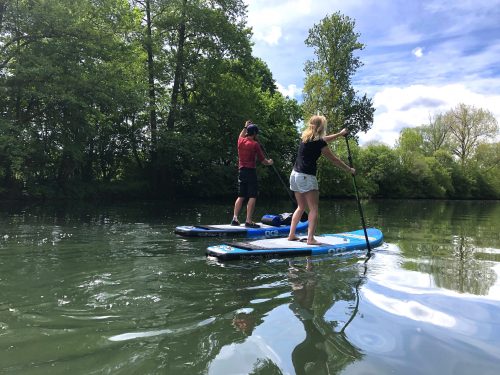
left=0, top=199, right=499, bottom=374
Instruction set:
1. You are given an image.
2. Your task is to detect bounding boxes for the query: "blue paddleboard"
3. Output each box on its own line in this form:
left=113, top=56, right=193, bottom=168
left=175, top=219, right=308, bottom=238
left=206, top=228, right=383, bottom=260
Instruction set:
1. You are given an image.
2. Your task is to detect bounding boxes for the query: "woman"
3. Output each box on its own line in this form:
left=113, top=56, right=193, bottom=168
left=288, top=115, right=354, bottom=245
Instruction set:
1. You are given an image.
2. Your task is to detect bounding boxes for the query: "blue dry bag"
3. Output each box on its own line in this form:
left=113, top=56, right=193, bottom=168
left=261, top=213, right=293, bottom=227
left=261, top=214, right=282, bottom=227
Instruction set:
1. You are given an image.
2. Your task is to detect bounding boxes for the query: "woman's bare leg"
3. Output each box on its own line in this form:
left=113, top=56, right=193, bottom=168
left=304, top=190, right=320, bottom=245
left=288, top=192, right=307, bottom=241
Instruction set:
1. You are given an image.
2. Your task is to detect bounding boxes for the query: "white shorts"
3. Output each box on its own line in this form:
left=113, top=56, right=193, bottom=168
left=289, top=170, right=318, bottom=193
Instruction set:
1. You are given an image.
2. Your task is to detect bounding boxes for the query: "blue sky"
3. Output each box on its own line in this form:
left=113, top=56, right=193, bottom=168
left=244, top=0, right=500, bottom=146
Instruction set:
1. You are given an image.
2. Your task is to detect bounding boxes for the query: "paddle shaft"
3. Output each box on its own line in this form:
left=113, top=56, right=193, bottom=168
left=259, top=142, right=297, bottom=207
left=345, top=137, right=372, bottom=252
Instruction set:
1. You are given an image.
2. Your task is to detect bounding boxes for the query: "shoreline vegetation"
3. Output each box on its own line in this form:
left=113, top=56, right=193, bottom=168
left=1, top=1, right=498, bottom=201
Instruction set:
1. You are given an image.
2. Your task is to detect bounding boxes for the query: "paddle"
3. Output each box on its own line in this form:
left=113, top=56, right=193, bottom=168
left=259, top=142, right=308, bottom=222
left=340, top=92, right=375, bottom=253
left=344, top=135, right=371, bottom=253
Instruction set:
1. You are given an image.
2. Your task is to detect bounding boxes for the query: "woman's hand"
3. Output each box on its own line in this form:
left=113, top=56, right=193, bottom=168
left=339, top=128, right=349, bottom=137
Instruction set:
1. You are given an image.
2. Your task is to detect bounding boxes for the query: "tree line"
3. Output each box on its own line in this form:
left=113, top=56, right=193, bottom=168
left=0, top=1, right=498, bottom=200
left=335, top=103, right=499, bottom=199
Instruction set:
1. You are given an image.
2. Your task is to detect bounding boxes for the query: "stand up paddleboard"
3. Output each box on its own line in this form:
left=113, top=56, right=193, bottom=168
left=206, top=228, right=383, bottom=260
left=175, top=219, right=308, bottom=238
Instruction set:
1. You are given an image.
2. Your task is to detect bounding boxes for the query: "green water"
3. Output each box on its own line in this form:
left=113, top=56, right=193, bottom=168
left=0, top=199, right=499, bottom=374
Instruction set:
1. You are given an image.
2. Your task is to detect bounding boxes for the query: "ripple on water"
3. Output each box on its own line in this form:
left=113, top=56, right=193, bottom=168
left=108, top=316, right=217, bottom=342
left=350, top=330, right=397, bottom=354
left=0, top=322, right=9, bottom=335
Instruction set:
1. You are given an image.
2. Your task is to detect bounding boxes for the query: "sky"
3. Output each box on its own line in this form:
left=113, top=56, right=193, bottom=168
left=244, top=0, right=500, bottom=147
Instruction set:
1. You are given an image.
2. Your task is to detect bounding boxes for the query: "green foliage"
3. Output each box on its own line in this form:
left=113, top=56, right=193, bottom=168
left=0, top=118, right=25, bottom=196
left=443, top=103, right=498, bottom=166
left=421, top=113, right=450, bottom=155
left=1, top=0, right=147, bottom=198
left=151, top=55, right=302, bottom=198
left=397, top=128, right=424, bottom=155
left=358, top=143, right=402, bottom=197
left=303, top=12, right=374, bottom=135
left=0, top=3, right=497, bottom=201
left=317, top=141, right=355, bottom=197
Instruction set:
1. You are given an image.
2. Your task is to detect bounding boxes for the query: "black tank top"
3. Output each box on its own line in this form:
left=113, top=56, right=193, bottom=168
left=293, top=139, right=327, bottom=176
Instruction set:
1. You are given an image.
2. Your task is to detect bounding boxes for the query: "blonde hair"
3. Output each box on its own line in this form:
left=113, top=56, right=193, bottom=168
left=301, top=115, right=327, bottom=142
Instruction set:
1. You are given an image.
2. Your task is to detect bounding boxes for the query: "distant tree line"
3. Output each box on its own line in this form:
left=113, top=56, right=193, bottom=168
left=322, top=103, right=499, bottom=199
left=0, top=2, right=498, bottom=200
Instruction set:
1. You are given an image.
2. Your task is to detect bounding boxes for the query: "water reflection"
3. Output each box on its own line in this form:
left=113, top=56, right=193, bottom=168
left=208, top=256, right=368, bottom=374
left=357, top=244, right=500, bottom=374
left=289, top=258, right=329, bottom=374
left=289, top=258, right=363, bottom=374
left=381, top=199, right=500, bottom=297
left=401, top=233, right=497, bottom=296
left=1, top=200, right=499, bottom=374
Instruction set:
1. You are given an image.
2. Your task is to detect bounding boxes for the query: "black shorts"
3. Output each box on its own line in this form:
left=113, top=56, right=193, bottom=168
left=238, top=168, right=258, bottom=198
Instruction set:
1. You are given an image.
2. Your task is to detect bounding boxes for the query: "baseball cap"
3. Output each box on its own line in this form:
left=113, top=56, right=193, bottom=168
left=246, top=124, right=259, bottom=136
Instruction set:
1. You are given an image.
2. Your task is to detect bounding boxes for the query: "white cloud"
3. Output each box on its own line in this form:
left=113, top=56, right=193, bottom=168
left=244, top=1, right=500, bottom=148
left=253, top=25, right=282, bottom=46
left=412, top=47, right=424, bottom=58
left=245, top=0, right=366, bottom=46
left=276, top=83, right=301, bottom=99
left=246, top=0, right=314, bottom=45
left=359, top=84, right=500, bottom=147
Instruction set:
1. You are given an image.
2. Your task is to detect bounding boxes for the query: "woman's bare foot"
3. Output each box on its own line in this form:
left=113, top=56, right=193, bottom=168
left=288, top=236, right=300, bottom=241
left=307, top=239, right=321, bottom=246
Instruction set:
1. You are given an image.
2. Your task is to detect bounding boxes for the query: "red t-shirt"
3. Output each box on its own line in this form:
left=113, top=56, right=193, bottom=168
left=238, top=136, right=265, bottom=169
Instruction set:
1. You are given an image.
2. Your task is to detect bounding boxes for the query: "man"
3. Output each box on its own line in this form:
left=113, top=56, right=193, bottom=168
left=231, top=121, right=273, bottom=228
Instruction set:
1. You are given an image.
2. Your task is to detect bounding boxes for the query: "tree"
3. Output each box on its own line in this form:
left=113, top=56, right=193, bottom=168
left=156, top=0, right=251, bottom=132
left=136, top=0, right=160, bottom=163
left=474, top=142, right=500, bottom=173
left=358, top=143, right=402, bottom=197
left=443, top=103, right=498, bottom=166
left=470, top=142, right=500, bottom=198
left=396, top=127, right=424, bottom=166
left=154, top=56, right=302, bottom=198
left=0, top=0, right=146, bottom=198
left=421, top=113, right=449, bottom=155
left=303, top=12, right=374, bottom=135
left=395, top=128, right=448, bottom=198
left=0, top=1, right=6, bottom=31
